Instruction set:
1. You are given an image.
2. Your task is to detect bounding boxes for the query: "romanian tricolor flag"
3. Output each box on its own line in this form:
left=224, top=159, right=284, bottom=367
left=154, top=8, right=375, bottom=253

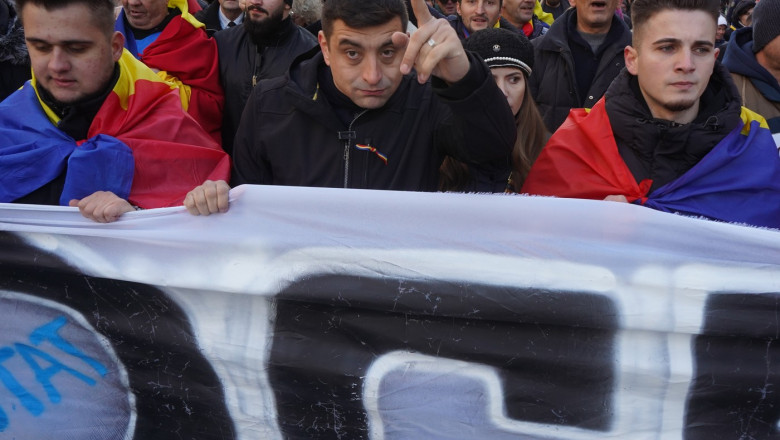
left=521, top=98, right=780, bottom=229
left=115, top=0, right=223, bottom=144
left=0, top=50, right=230, bottom=209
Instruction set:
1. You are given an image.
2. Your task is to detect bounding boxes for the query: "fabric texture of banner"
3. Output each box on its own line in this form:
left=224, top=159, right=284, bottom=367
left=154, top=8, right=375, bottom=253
left=1, top=186, right=779, bottom=439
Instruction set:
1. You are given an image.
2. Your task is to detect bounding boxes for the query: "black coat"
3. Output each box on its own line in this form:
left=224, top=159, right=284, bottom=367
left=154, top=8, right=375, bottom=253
left=215, top=17, right=317, bottom=154
left=529, top=8, right=631, bottom=132
left=606, top=64, right=743, bottom=193
left=231, top=51, right=516, bottom=191
left=0, top=0, right=30, bottom=102
left=193, top=1, right=222, bottom=36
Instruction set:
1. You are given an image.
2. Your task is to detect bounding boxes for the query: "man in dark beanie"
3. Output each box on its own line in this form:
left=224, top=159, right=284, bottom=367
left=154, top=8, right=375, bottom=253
left=722, top=0, right=780, bottom=141
left=214, top=0, right=317, bottom=154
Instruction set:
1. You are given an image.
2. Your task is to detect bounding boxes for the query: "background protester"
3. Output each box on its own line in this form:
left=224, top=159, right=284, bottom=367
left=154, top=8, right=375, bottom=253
left=722, top=0, right=780, bottom=141
left=732, top=0, right=754, bottom=25
left=115, top=0, right=224, bottom=143
left=502, top=0, right=549, bottom=39
left=0, top=0, right=29, bottom=101
left=541, top=0, right=571, bottom=19
left=291, top=0, right=322, bottom=34
left=529, top=0, right=632, bottom=132
left=448, top=0, right=521, bottom=40
left=215, top=0, right=318, bottom=154
left=194, top=0, right=244, bottom=36
left=716, top=13, right=726, bottom=44
left=440, top=28, right=548, bottom=192
left=435, top=0, right=458, bottom=16
left=724, top=0, right=753, bottom=40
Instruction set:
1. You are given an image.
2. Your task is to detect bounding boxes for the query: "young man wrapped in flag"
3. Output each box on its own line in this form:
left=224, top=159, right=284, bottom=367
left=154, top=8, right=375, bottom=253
left=0, top=0, right=229, bottom=222
left=522, top=0, right=780, bottom=229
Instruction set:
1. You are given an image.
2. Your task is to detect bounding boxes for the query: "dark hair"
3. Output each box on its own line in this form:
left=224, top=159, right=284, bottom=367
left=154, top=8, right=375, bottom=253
left=321, top=0, right=409, bottom=38
left=631, top=0, right=720, bottom=39
left=730, top=0, right=754, bottom=26
left=438, top=89, right=548, bottom=193
left=509, top=88, right=548, bottom=192
left=16, top=0, right=116, bottom=36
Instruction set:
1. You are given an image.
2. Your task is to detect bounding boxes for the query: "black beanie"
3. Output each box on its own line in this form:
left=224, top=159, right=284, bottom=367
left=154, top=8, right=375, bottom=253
left=285, top=0, right=293, bottom=6
left=753, top=0, right=780, bottom=53
left=463, top=28, right=534, bottom=77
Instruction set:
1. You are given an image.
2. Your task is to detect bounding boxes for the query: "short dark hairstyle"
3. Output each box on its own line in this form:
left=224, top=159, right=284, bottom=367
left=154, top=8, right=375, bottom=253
left=17, top=0, right=116, bottom=36
left=321, top=0, right=409, bottom=38
left=631, top=0, right=719, bottom=41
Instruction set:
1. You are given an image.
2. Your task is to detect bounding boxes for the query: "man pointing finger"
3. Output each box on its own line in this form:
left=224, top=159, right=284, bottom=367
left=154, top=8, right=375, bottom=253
left=186, top=0, right=517, bottom=214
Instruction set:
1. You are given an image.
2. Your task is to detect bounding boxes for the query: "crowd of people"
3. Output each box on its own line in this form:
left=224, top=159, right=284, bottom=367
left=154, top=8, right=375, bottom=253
left=0, top=0, right=778, bottom=227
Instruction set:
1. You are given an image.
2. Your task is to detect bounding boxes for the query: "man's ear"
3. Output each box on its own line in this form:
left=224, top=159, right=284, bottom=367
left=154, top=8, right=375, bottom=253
left=318, top=30, right=330, bottom=66
left=111, top=31, right=125, bottom=63
left=624, top=45, right=638, bottom=75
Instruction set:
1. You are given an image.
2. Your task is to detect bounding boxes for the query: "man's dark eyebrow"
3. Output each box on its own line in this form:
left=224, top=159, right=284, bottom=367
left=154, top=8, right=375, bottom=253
left=25, top=37, right=94, bottom=45
left=338, top=38, right=364, bottom=49
left=651, top=37, right=714, bottom=47
left=651, top=38, right=681, bottom=46
left=337, top=37, right=395, bottom=50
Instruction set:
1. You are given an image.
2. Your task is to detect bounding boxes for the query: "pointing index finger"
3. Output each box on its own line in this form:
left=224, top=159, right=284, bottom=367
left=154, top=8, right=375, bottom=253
left=409, top=0, right=433, bottom=27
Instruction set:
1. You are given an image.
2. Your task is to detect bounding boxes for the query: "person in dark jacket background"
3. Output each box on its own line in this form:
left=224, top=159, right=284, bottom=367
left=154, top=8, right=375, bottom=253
left=448, top=0, right=522, bottom=40
left=724, top=0, right=753, bottom=40
left=722, top=0, right=780, bottom=139
left=193, top=0, right=244, bottom=36
left=528, top=0, right=631, bottom=132
left=502, top=0, right=549, bottom=40
left=215, top=0, right=317, bottom=154
left=0, top=0, right=30, bottom=102
left=541, top=0, right=571, bottom=19
left=435, top=0, right=458, bottom=15
left=184, top=0, right=516, bottom=215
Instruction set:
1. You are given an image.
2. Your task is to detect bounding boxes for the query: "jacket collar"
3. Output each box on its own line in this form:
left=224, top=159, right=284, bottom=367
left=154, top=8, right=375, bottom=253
left=604, top=64, right=743, bottom=192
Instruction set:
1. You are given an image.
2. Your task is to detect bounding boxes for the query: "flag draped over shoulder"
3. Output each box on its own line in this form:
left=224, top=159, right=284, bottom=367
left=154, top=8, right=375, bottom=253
left=115, top=0, right=223, bottom=143
left=522, top=98, right=780, bottom=229
left=0, top=50, right=229, bottom=209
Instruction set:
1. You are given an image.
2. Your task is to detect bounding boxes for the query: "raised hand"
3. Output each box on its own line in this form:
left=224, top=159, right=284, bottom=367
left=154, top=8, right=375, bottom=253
left=395, top=0, right=470, bottom=84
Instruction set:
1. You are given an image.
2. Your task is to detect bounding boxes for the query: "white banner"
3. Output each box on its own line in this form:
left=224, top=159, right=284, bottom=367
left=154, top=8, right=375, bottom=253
left=1, top=185, right=779, bottom=440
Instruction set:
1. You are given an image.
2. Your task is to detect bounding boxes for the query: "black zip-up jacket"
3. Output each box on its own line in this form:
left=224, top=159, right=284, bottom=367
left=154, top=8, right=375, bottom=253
left=215, top=17, right=317, bottom=154
left=606, top=64, right=743, bottom=193
left=529, top=8, right=631, bottom=132
left=231, top=50, right=516, bottom=191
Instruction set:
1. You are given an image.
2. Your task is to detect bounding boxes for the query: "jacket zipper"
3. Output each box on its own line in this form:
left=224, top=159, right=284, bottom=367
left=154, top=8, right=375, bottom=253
left=342, top=109, right=368, bottom=188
